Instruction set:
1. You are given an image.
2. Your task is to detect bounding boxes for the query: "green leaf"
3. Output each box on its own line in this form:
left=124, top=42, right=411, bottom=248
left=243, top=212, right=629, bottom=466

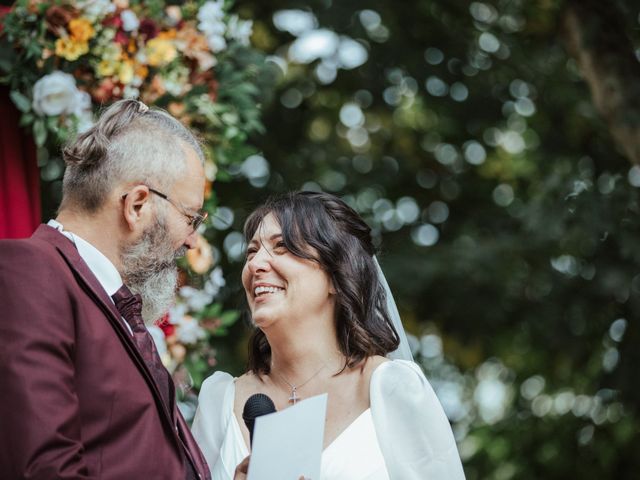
left=0, top=48, right=16, bottom=75
left=32, top=119, right=47, bottom=147
left=214, top=169, right=231, bottom=182
left=211, top=327, right=228, bottom=337
left=200, top=302, right=222, bottom=319
left=46, top=116, right=59, bottom=130
left=219, top=310, right=240, bottom=327
left=19, top=112, right=34, bottom=127
left=10, top=90, right=31, bottom=113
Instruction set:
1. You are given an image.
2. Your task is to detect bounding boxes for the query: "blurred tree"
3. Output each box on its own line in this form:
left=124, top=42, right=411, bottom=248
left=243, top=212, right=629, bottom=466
left=208, top=0, right=640, bottom=478
left=563, top=0, right=640, bottom=165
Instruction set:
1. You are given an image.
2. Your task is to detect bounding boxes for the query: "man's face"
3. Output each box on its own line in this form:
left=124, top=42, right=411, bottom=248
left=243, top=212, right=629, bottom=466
left=156, top=146, right=206, bottom=252
left=120, top=146, right=206, bottom=324
left=120, top=214, right=186, bottom=324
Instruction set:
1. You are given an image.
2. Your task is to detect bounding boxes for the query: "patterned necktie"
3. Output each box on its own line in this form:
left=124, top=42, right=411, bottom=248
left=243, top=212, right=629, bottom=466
left=112, top=285, right=198, bottom=479
left=111, top=284, right=173, bottom=414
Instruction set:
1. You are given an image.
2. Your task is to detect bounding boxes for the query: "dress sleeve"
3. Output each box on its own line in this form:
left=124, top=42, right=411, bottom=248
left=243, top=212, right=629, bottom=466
left=191, top=371, right=235, bottom=474
left=370, top=360, right=466, bottom=480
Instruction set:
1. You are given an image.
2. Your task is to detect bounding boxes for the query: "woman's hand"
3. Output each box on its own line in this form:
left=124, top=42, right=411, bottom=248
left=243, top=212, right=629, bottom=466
left=233, top=455, right=310, bottom=480
left=233, top=456, right=250, bottom=480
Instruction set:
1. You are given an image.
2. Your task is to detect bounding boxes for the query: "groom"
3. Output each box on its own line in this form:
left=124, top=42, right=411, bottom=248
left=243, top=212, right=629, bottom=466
left=0, top=100, right=211, bottom=479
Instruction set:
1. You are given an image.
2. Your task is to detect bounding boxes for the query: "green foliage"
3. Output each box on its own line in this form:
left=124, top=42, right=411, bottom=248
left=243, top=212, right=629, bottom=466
left=210, top=0, right=640, bottom=476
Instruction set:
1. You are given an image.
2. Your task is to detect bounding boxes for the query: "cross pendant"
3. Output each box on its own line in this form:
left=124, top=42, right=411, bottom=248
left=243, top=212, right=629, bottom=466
left=289, top=387, right=298, bottom=404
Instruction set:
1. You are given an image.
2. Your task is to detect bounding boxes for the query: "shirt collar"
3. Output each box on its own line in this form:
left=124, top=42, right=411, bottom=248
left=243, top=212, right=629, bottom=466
left=47, top=219, right=123, bottom=297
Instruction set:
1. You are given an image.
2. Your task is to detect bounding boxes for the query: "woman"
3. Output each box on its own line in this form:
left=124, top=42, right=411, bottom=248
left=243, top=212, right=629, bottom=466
left=192, top=191, right=465, bottom=479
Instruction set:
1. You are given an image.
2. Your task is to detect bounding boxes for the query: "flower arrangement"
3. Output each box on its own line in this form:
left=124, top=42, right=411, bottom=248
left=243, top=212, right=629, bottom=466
left=1, top=0, right=276, bottom=411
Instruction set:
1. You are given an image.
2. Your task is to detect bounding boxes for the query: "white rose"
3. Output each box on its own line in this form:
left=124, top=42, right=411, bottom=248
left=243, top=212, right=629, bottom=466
left=76, top=0, right=116, bottom=21
left=120, top=9, right=140, bottom=32
left=206, top=34, right=227, bottom=52
left=32, top=71, right=81, bottom=116
left=72, top=90, right=91, bottom=116
left=175, top=316, right=206, bottom=345
left=197, top=0, right=226, bottom=37
left=227, top=15, right=253, bottom=46
left=75, top=110, right=94, bottom=133
left=197, top=0, right=224, bottom=25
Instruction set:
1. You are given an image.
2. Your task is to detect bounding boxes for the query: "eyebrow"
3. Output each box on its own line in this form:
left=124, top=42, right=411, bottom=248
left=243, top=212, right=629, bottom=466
left=248, top=233, right=282, bottom=245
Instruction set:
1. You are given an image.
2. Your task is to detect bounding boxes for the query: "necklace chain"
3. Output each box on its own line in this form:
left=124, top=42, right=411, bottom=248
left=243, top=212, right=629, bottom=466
left=272, top=364, right=326, bottom=405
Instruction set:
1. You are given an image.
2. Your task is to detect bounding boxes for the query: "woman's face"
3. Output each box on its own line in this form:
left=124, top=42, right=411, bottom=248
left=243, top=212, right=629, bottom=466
left=241, top=213, right=335, bottom=329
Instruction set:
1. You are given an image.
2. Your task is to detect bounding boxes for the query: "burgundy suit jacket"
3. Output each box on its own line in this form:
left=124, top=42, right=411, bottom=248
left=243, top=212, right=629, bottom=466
left=0, top=225, right=211, bottom=479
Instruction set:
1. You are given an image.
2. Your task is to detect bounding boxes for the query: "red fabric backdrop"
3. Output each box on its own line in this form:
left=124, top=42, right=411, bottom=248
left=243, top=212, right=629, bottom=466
left=0, top=4, right=40, bottom=239
left=0, top=84, right=41, bottom=239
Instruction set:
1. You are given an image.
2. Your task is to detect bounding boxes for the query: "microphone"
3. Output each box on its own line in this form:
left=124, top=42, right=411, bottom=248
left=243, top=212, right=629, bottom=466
left=242, top=393, right=277, bottom=447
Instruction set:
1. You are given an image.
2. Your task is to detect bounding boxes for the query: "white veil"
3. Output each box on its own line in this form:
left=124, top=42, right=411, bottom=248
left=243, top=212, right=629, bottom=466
left=374, top=256, right=413, bottom=361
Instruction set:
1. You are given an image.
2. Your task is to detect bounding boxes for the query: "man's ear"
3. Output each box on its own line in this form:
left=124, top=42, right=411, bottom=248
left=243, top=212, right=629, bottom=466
left=122, top=185, right=151, bottom=231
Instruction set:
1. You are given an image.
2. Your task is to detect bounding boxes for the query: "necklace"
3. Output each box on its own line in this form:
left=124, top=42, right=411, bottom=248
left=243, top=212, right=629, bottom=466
left=272, top=364, right=326, bottom=405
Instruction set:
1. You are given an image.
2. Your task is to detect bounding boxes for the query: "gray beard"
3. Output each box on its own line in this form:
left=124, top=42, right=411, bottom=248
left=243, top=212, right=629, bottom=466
left=120, top=218, right=187, bottom=325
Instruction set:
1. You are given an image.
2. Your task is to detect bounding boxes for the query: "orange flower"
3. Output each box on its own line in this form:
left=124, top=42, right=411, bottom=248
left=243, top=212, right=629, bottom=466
left=175, top=25, right=215, bottom=70
left=127, top=37, right=137, bottom=55
left=175, top=25, right=208, bottom=53
left=151, top=74, right=166, bottom=94
left=27, top=0, right=47, bottom=14
left=158, top=29, right=177, bottom=40
left=91, top=78, right=116, bottom=103
left=135, top=63, right=149, bottom=80
left=68, top=17, right=95, bottom=43
left=186, top=234, right=214, bottom=274
left=168, top=101, right=186, bottom=116
left=204, top=179, right=213, bottom=199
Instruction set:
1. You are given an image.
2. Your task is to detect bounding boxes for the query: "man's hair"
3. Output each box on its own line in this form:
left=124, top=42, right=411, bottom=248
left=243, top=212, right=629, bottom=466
left=243, top=191, right=400, bottom=374
left=60, top=99, right=204, bottom=213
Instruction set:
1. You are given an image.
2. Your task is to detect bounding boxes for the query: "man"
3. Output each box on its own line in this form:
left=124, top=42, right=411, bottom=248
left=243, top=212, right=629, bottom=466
left=0, top=99, right=211, bottom=479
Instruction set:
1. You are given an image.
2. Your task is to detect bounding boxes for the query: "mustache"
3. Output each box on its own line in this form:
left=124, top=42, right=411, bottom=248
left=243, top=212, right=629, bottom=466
left=154, top=246, right=188, bottom=271
left=134, top=246, right=187, bottom=277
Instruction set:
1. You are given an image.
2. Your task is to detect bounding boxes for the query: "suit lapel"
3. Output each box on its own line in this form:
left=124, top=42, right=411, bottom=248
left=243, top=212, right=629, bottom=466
left=33, top=225, right=133, bottom=339
left=32, top=225, right=179, bottom=434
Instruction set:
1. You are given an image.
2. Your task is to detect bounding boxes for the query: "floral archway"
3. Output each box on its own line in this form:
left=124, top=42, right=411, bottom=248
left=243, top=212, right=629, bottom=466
left=1, top=0, right=276, bottom=419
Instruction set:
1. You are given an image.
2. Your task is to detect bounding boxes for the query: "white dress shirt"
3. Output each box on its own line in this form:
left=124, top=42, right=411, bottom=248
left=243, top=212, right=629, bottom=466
left=47, top=219, right=132, bottom=334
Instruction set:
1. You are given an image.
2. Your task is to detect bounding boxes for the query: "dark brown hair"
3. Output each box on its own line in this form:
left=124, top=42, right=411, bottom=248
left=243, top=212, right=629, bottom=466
left=244, top=191, right=400, bottom=374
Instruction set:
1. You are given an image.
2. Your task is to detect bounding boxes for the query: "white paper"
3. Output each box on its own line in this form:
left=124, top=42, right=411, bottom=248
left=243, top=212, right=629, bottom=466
left=247, top=393, right=327, bottom=480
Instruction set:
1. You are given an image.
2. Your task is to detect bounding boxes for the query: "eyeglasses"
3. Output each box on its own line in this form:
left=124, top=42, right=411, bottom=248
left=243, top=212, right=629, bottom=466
left=147, top=187, right=208, bottom=232
left=122, top=186, right=208, bottom=232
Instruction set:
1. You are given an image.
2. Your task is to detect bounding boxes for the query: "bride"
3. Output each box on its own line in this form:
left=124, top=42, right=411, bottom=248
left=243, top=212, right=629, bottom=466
left=192, top=191, right=465, bottom=479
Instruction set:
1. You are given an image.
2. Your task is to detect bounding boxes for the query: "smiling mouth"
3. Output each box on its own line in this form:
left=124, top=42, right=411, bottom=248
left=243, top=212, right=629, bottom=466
left=254, top=285, right=285, bottom=297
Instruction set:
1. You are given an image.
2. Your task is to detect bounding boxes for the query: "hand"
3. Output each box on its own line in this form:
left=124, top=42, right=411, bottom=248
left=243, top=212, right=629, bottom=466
left=233, top=456, right=250, bottom=480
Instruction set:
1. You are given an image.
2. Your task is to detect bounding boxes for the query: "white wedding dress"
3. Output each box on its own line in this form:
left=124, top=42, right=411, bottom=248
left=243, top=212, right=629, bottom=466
left=192, top=360, right=465, bottom=480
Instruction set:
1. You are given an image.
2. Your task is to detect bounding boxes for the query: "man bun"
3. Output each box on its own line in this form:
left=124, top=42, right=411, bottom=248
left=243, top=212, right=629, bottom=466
left=62, top=100, right=148, bottom=169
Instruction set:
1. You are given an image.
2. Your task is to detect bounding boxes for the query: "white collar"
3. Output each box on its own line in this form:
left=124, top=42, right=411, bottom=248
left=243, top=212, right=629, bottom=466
left=47, top=219, right=123, bottom=297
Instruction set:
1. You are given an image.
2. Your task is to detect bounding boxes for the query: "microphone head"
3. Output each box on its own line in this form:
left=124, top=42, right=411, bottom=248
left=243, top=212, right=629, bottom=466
left=242, top=393, right=277, bottom=446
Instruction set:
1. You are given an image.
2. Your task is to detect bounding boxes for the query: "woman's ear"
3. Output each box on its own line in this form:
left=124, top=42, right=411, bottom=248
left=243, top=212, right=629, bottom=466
left=121, top=185, right=151, bottom=231
left=328, top=279, right=337, bottom=295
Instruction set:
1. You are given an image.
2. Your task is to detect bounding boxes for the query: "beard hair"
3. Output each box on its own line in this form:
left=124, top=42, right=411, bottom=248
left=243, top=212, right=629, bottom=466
left=120, top=216, right=187, bottom=325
